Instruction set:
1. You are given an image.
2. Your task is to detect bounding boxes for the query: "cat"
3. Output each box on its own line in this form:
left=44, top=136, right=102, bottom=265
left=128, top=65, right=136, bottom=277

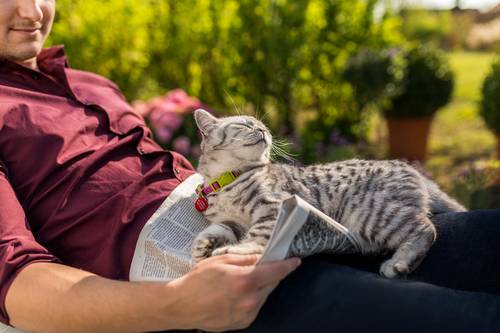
left=191, top=109, right=466, bottom=278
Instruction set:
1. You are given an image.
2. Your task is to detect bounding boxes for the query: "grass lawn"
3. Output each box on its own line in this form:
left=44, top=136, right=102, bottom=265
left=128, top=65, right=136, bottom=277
left=367, top=51, right=498, bottom=209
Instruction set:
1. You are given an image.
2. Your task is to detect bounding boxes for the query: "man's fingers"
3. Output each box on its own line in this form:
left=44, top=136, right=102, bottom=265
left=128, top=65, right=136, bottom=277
left=248, top=258, right=301, bottom=287
left=203, top=254, right=261, bottom=266
left=199, top=255, right=301, bottom=289
left=257, top=283, right=278, bottom=296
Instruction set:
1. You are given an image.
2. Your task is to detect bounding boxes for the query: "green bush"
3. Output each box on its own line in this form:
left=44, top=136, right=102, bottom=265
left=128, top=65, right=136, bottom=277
left=47, top=0, right=403, bottom=162
left=480, top=58, right=500, bottom=134
left=48, top=0, right=160, bottom=99
left=383, top=45, right=454, bottom=118
left=343, top=47, right=406, bottom=108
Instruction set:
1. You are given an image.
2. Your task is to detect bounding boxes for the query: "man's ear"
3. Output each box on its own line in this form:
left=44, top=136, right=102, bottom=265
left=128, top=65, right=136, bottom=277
left=194, top=109, right=218, bottom=135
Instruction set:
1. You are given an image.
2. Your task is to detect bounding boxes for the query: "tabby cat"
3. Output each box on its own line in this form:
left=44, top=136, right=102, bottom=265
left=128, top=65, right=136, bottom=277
left=191, top=109, right=465, bottom=278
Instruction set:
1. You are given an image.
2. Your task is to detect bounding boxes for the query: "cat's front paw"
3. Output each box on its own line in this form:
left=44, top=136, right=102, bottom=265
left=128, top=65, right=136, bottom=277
left=192, top=234, right=222, bottom=263
left=379, top=259, right=410, bottom=278
left=192, top=224, right=239, bottom=263
left=212, top=242, right=265, bottom=257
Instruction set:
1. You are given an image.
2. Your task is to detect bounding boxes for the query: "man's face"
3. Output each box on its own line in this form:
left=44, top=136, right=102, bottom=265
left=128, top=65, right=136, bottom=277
left=0, top=0, right=55, bottom=64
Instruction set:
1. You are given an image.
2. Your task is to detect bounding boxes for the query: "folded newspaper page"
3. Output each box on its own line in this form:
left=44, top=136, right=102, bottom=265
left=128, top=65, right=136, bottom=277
left=259, top=195, right=361, bottom=263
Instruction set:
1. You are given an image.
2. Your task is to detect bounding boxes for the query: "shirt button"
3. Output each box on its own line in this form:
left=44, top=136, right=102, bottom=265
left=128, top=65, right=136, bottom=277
left=174, top=168, right=180, bottom=174
left=31, top=72, right=40, bottom=80
left=138, top=148, right=145, bottom=154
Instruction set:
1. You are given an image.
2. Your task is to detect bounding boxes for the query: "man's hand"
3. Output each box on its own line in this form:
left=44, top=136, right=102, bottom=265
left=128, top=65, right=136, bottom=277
left=163, top=254, right=301, bottom=332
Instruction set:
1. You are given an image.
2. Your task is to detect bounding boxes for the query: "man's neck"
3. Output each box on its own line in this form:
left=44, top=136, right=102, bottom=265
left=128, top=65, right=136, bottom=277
left=14, top=57, right=39, bottom=71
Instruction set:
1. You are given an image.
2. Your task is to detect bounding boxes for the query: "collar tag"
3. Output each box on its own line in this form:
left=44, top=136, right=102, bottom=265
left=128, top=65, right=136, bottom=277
left=195, top=196, right=209, bottom=212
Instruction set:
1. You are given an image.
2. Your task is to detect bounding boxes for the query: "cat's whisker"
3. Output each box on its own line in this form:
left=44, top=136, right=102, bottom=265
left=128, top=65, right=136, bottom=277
left=254, top=106, right=269, bottom=123
left=224, top=89, right=243, bottom=116
left=270, top=142, right=296, bottom=162
left=272, top=139, right=293, bottom=148
left=272, top=139, right=295, bottom=150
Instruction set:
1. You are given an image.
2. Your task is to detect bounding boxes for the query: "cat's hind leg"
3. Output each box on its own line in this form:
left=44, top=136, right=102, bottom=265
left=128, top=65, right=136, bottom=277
left=192, top=221, right=244, bottom=263
left=380, top=220, right=436, bottom=278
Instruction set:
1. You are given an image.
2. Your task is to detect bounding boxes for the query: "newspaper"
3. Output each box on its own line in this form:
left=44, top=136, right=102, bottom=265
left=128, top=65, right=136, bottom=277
left=129, top=173, right=210, bottom=281
left=130, top=173, right=360, bottom=281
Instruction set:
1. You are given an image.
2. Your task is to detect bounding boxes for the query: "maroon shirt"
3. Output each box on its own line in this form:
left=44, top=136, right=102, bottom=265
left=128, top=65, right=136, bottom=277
left=0, top=46, right=195, bottom=324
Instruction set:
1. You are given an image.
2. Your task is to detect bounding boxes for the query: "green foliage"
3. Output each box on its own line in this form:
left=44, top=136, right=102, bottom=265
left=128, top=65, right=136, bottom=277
left=47, top=0, right=160, bottom=99
left=399, top=8, right=452, bottom=47
left=343, top=47, right=406, bottom=108
left=480, top=57, right=500, bottom=134
left=47, top=0, right=403, bottom=162
left=449, top=161, right=500, bottom=210
left=383, top=45, right=454, bottom=118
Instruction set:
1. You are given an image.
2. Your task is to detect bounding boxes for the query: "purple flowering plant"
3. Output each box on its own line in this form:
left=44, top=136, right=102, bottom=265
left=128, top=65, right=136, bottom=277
left=132, top=89, right=211, bottom=163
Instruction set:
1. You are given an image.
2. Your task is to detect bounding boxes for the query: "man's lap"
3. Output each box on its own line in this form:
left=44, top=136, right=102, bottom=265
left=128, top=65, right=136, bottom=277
left=168, top=209, right=500, bottom=332
left=242, top=258, right=500, bottom=333
left=240, top=209, right=500, bottom=333
left=329, top=209, right=500, bottom=293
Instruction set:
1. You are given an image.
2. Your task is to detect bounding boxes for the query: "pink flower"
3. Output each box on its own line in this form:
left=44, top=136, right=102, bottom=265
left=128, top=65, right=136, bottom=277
left=163, top=89, right=203, bottom=114
left=173, top=136, right=191, bottom=156
left=158, top=100, right=182, bottom=114
left=155, top=127, right=173, bottom=144
left=152, top=111, right=183, bottom=132
left=131, top=89, right=214, bottom=153
left=131, top=100, right=152, bottom=117
left=134, top=89, right=206, bottom=119
left=190, top=144, right=202, bottom=159
left=150, top=96, right=164, bottom=108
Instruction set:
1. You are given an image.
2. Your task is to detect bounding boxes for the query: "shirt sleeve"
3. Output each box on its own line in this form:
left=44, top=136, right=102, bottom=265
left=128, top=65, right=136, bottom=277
left=0, top=160, right=60, bottom=325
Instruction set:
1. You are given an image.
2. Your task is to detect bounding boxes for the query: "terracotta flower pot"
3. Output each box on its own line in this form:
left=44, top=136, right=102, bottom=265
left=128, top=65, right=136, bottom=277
left=386, top=116, right=434, bottom=162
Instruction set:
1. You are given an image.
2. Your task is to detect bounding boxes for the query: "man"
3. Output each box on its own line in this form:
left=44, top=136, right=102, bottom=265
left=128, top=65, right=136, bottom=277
left=1, top=1, right=500, bottom=333
left=0, top=1, right=300, bottom=332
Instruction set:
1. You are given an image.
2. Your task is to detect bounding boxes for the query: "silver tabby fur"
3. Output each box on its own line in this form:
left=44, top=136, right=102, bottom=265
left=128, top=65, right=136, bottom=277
left=191, top=109, right=466, bottom=278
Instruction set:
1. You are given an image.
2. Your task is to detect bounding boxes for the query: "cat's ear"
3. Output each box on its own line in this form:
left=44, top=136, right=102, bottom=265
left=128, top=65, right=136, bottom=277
left=194, top=109, right=218, bottom=135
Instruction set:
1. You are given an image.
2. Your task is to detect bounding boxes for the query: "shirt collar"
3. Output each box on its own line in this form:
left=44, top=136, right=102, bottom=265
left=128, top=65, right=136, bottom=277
left=38, top=45, right=69, bottom=69
left=0, top=44, right=69, bottom=74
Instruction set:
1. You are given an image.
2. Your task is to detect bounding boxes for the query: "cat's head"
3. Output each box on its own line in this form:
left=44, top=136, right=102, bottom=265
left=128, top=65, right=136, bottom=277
left=194, top=109, right=272, bottom=178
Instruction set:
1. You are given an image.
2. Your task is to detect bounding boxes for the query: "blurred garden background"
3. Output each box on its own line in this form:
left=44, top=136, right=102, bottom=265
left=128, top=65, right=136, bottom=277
left=46, top=0, right=500, bottom=209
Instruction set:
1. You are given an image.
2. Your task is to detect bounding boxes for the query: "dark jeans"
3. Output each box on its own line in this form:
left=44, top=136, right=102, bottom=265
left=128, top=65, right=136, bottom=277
left=174, top=210, right=500, bottom=333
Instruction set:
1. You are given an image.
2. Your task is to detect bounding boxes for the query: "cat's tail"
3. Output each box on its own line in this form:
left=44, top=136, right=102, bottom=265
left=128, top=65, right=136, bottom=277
left=425, top=179, right=467, bottom=214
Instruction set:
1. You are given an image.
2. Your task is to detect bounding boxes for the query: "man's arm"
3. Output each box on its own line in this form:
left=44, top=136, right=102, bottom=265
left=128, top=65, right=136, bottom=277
left=6, top=254, right=300, bottom=333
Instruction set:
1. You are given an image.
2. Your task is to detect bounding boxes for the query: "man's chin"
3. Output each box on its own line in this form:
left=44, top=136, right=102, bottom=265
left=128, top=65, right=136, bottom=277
left=2, top=44, right=43, bottom=64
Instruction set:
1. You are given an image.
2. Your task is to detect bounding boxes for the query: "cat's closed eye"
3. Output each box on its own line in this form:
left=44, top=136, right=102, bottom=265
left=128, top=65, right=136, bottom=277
left=230, top=123, right=253, bottom=130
